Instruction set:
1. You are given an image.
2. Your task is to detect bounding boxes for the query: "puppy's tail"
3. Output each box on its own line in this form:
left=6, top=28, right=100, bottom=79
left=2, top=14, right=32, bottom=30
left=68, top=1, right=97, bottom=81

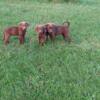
left=63, top=21, right=70, bottom=27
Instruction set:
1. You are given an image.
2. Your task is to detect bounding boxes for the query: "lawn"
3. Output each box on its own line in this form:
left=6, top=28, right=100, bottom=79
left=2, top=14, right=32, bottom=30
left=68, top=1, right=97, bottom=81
left=0, top=0, right=100, bottom=100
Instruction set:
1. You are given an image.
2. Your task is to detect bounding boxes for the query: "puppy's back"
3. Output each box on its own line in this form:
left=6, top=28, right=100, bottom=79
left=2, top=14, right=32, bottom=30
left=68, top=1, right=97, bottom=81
left=4, top=26, right=19, bottom=35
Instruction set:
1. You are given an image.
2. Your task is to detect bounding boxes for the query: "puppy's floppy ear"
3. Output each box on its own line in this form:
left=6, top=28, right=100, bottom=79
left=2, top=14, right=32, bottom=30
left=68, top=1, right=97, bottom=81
left=26, top=23, right=30, bottom=27
left=63, top=21, right=70, bottom=27
left=43, top=26, right=47, bottom=33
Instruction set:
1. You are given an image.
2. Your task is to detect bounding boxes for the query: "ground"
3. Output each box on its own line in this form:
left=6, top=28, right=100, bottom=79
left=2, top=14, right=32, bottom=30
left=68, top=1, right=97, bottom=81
left=0, top=0, right=100, bottom=100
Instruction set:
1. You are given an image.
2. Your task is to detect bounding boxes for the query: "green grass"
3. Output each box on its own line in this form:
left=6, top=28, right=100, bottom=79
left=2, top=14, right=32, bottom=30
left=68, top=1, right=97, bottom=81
left=0, top=0, right=100, bottom=100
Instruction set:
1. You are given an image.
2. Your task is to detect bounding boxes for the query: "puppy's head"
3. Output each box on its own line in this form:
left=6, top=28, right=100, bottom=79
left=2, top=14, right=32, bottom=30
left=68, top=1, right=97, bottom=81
left=35, top=24, right=46, bottom=33
left=19, top=21, right=29, bottom=30
left=46, top=23, right=55, bottom=33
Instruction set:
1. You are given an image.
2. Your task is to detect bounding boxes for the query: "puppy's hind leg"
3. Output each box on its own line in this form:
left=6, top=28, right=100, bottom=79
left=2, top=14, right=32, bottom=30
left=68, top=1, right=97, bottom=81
left=4, top=33, right=10, bottom=45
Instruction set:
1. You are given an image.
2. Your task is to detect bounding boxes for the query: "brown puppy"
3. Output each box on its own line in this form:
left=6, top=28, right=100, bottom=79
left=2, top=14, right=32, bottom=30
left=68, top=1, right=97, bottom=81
left=46, top=22, right=71, bottom=42
left=35, top=24, right=47, bottom=46
left=3, top=21, right=29, bottom=45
